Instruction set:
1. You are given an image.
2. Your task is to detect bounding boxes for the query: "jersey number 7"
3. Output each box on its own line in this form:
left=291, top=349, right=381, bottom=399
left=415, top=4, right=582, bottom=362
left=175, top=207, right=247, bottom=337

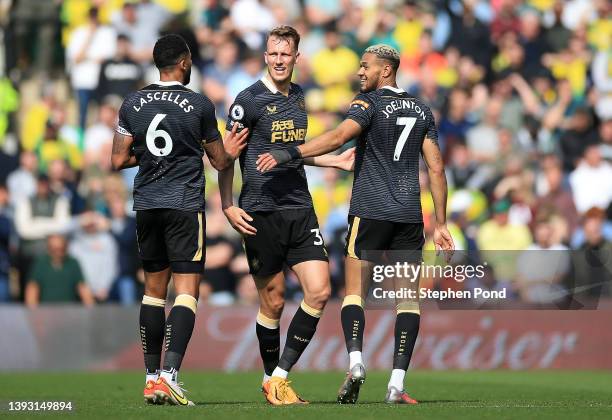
left=146, top=113, right=173, bottom=156
left=393, top=117, right=417, bottom=161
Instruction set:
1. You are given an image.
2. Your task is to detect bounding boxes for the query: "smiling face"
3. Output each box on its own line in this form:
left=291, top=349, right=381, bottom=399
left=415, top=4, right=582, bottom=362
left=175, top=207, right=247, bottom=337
left=265, top=35, right=299, bottom=86
left=357, top=52, right=387, bottom=93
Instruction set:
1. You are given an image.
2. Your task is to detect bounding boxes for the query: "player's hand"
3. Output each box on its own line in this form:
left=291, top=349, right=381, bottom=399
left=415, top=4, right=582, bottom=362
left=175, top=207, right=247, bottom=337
left=223, top=206, right=257, bottom=236
left=336, top=147, right=355, bottom=171
left=257, top=147, right=301, bottom=172
left=433, top=224, right=455, bottom=262
left=224, top=124, right=249, bottom=159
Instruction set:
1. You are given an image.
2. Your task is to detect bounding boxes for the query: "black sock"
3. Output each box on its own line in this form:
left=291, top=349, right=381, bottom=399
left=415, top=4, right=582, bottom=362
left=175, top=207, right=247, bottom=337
left=341, top=304, right=365, bottom=353
left=256, top=322, right=280, bottom=376
left=277, top=302, right=321, bottom=371
left=140, top=296, right=166, bottom=375
left=163, top=294, right=197, bottom=372
left=392, top=312, right=420, bottom=371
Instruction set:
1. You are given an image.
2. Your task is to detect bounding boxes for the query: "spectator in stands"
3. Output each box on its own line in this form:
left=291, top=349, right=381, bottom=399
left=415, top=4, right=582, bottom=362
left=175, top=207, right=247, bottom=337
left=569, top=145, right=612, bottom=214
left=97, top=34, right=143, bottom=100
left=69, top=211, right=118, bottom=303
left=560, top=107, right=600, bottom=172
left=570, top=207, right=612, bottom=300
left=112, top=1, right=169, bottom=64
left=83, top=99, right=119, bottom=166
left=0, top=184, right=12, bottom=302
left=446, top=142, right=478, bottom=190
left=66, top=7, right=117, bottom=130
left=202, top=39, right=239, bottom=116
left=107, top=194, right=138, bottom=305
left=6, top=150, right=37, bottom=208
left=515, top=217, right=569, bottom=304
left=14, top=174, right=70, bottom=299
left=311, top=22, right=360, bottom=111
left=25, top=234, right=94, bottom=307
left=467, top=97, right=503, bottom=164
left=536, top=160, right=579, bottom=234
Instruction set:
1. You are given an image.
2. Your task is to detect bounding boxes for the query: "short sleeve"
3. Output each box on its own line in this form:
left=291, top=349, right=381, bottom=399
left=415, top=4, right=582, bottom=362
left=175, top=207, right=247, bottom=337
left=225, top=90, right=258, bottom=133
left=116, top=98, right=133, bottom=136
left=425, top=107, right=438, bottom=143
left=201, top=97, right=221, bottom=144
left=345, top=93, right=376, bottom=129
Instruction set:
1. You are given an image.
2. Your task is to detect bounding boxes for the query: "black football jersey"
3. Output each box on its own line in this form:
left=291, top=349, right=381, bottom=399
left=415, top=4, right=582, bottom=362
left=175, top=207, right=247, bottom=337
left=346, top=86, right=438, bottom=223
left=226, top=78, right=312, bottom=212
left=116, top=81, right=221, bottom=212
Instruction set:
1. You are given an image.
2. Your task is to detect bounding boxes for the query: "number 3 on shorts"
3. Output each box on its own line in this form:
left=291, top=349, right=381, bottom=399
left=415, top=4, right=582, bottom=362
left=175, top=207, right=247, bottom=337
left=311, top=228, right=323, bottom=246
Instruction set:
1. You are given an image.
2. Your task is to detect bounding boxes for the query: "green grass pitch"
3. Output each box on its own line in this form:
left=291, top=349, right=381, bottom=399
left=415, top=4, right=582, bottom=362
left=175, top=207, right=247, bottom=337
left=1, top=371, right=611, bottom=419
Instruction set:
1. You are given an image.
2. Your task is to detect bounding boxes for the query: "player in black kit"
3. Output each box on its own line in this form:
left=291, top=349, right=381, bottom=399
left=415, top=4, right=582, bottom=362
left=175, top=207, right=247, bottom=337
left=219, top=26, right=354, bottom=405
left=257, top=44, right=454, bottom=404
left=111, top=34, right=247, bottom=406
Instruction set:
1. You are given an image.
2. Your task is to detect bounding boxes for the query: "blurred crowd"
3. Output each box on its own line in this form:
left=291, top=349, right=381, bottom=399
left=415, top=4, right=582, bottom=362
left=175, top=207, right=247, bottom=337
left=0, top=0, right=610, bottom=306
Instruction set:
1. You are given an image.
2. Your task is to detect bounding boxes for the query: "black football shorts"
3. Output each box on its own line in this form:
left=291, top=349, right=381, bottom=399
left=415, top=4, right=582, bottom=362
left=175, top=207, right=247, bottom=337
left=136, top=209, right=205, bottom=274
left=344, top=215, right=424, bottom=261
left=243, top=208, right=328, bottom=276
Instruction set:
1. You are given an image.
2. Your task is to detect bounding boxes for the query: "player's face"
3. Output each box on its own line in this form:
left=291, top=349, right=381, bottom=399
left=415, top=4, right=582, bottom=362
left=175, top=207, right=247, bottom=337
left=265, top=36, right=299, bottom=85
left=358, top=53, right=383, bottom=92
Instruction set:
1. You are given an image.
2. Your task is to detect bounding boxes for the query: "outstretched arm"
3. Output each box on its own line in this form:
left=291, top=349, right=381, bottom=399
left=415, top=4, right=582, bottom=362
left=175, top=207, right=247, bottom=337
left=256, top=119, right=362, bottom=172
left=303, top=147, right=356, bottom=171
left=111, top=132, right=138, bottom=170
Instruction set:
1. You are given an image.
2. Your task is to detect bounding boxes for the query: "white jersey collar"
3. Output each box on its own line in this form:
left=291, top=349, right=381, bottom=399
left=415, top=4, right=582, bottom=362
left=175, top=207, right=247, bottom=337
left=261, top=76, right=279, bottom=94
left=381, top=85, right=405, bottom=93
left=154, top=80, right=184, bottom=87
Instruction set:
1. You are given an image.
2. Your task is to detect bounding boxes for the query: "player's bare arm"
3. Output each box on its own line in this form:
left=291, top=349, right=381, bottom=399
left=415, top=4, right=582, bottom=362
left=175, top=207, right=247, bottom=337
left=111, top=131, right=138, bottom=170
left=303, top=147, right=356, bottom=171
left=421, top=136, right=454, bottom=255
left=204, top=124, right=248, bottom=171
left=256, top=119, right=362, bottom=172
left=218, top=131, right=257, bottom=236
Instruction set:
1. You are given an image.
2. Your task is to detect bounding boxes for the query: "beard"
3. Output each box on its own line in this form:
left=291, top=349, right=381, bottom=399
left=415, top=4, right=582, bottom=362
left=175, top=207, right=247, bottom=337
left=183, top=67, right=191, bottom=85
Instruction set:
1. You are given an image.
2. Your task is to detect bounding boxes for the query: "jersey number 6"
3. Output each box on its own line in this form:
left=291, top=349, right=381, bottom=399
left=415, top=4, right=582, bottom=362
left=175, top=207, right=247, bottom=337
left=146, top=113, right=173, bottom=157
left=393, top=117, right=417, bottom=161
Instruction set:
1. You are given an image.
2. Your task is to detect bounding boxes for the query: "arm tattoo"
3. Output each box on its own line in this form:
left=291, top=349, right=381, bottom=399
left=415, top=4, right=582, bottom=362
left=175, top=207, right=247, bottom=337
left=112, top=133, right=125, bottom=154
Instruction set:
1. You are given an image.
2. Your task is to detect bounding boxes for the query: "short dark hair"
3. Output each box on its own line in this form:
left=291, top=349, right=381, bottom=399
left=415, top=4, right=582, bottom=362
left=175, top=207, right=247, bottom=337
left=267, top=25, right=300, bottom=51
left=153, top=34, right=190, bottom=70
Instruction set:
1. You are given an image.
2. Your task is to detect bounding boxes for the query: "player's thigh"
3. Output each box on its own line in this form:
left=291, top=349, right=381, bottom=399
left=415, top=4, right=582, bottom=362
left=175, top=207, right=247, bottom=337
left=163, top=210, right=205, bottom=266
left=164, top=209, right=206, bottom=261
left=136, top=209, right=170, bottom=271
left=243, top=212, right=286, bottom=277
left=389, top=222, right=425, bottom=259
left=286, top=208, right=328, bottom=268
left=344, top=216, right=394, bottom=260
left=254, top=271, right=286, bottom=317
left=389, top=222, right=424, bottom=311
left=292, top=260, right=331, bottom=307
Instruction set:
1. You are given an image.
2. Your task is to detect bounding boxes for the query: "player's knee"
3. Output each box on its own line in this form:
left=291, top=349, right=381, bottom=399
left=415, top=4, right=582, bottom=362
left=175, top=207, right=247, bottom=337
left=262, top=291, right=285, bottom=318
left=268, top=296, right=285, bottom=317
left=144, top=283, right=167, bottom=299
left=305, top=284, right=331, bottom=310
